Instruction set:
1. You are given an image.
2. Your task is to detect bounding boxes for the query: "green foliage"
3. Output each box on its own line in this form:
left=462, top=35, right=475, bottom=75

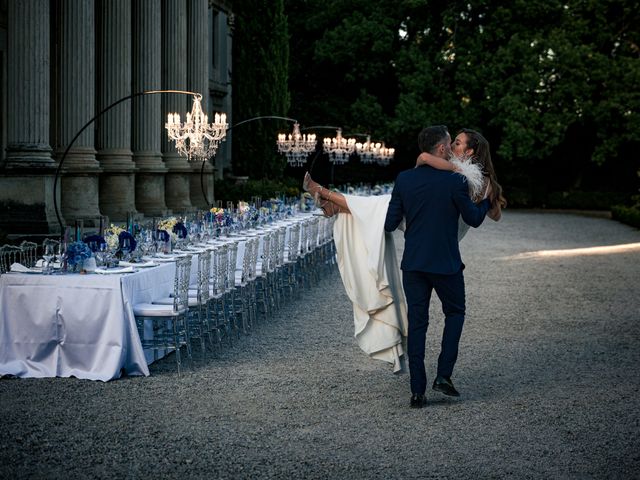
left=214, top=177, right=301, bottom=204
left=611, top=205, right=640, bottom=228
left=280, top=0, right=640, bottom=198
left=546, top=191, right=631, bottom=210
left=232, top=0, right=290, bottom=179
left=611, top=194, right=640, bottom=228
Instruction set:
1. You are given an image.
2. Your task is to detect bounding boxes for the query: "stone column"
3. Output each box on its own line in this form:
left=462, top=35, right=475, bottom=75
left=0, top=0, right=58, bottom=234
left=188, top=0, right=214, bottom=209
left=96, top=0, right=137, bottom=221
left=132, top=0, right=170, bottom=217
left=162, top=0, right=193, bottom=212
left=55, top=0, right=102, bottom=227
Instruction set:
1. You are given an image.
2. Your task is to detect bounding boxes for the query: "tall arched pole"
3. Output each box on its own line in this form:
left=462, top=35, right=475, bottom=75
left=201, top=115, right=298, bottom=207
left=53, top=89, right=200, bottom=233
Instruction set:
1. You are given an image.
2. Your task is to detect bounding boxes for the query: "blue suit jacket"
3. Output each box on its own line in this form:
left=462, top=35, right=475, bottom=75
left=384, top=165, right=491, bottom=274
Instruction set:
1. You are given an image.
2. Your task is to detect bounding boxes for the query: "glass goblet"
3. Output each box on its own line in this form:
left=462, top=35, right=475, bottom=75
left=42, top=243, right=56, bottom=274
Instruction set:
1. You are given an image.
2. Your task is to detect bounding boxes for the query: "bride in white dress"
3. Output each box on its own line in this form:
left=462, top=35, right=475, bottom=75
left=303, top=129, right=506, bottom=372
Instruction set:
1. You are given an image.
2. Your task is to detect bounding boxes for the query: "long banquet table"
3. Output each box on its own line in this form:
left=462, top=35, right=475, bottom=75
left=0, top=213, right=326, bottom=381
left=0, top=263, right=177, bottom=381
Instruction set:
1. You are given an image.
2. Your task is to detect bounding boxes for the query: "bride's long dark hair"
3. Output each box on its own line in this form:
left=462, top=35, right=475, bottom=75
left=459, top=129, right=507, bottom=209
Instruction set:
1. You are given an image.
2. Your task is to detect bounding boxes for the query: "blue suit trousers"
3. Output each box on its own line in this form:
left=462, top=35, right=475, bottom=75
left=402, top=268, right=466, bottom=395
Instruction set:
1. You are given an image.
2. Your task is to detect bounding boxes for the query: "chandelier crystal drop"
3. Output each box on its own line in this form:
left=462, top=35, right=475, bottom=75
left=323, top=128, right=356, bottom=165
left=276, top=122, right=317, bottom=167
left=165, top=94, right=228, bottom=161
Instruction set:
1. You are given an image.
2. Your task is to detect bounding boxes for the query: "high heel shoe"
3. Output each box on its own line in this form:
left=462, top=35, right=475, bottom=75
left=303, top=172, right=312, bottom=192
left=303, top=171, right=322, bottom=195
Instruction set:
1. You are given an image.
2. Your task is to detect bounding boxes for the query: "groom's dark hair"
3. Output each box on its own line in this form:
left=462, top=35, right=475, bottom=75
left=418, top=125, right=449, bottom=154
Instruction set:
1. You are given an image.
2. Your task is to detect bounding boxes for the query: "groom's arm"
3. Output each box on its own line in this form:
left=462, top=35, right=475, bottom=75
left=384, top=178, right=404, bottom=232
left=453, top=179, right=491, bottom=228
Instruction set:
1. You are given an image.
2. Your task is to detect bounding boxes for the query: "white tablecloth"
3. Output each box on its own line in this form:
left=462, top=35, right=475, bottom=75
left=0, top=264, right=175, bottom=381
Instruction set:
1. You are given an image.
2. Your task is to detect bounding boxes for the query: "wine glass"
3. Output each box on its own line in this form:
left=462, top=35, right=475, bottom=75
left=42, top=243, right=56, bottom=274
left=95, top=242, right=108, bottom=267
left=121, top=237, right=132, bottom=262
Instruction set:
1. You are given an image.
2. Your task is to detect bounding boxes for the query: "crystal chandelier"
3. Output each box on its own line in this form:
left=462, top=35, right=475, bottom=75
left=165, top=94, right=228, bottom=161
left=377, top=144, right=395, bottom=166
left=355, top=136, right=383, bottom=164
left=276, top=122, right=317, bottom=167
left=323, top=128, right=356, bottom=164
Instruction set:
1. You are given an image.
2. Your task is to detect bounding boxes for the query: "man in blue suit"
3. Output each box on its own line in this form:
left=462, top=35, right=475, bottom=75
left=384, top=125, right=491, bottom=408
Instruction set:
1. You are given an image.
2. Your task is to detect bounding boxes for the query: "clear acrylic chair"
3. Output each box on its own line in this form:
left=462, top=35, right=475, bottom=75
left=235, top=236, right=260, bottom=333
left=283, top=223, right=301, bottom=299
left=209, top=244, right=233, bottom=346
left=0, top=245, right=23, bottom=274
left=133, top=255, right=192, bottom=374
left=157, top=251, right=212, bottom=358
left=254, top=230, right=275, bottom=321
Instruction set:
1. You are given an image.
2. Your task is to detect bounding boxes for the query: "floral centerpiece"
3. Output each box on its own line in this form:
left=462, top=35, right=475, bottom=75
left=157, top=217, right=182, bottom=244
left=118, top=231, right=137, bottom=252
left=210, top=207, right=225, bottom=227
left=209, top=207, right=235, bottom=228
left=104, top=224, right=125, bottom=251
left=83, top=234, right=106, bottom=252
left=65, top=241, right=92, bottom=271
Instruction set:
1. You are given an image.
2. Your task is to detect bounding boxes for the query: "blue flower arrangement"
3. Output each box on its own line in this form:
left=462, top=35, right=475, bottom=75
left=66, top=241, right=92, bottom=266
left=172, top=222, right=188, bottom=239
left=118, top=231, right=137, bottom=252
left=156, top=229, right=170, bottom=242
left=83, top=234, right=106, bottom=252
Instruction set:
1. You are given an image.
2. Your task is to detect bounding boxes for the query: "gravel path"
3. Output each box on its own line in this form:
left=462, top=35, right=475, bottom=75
left=1, top=211, right=639, bottom=479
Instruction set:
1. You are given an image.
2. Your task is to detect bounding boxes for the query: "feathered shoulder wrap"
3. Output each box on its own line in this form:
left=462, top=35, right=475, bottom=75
left=450, top=156, right=486, bottom=200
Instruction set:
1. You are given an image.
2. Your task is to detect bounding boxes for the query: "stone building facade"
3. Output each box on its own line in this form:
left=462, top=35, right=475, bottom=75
left=0, top=0, right=233, bottom=236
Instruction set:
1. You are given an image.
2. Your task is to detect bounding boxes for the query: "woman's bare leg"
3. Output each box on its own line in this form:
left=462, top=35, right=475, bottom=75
left=303, top=172, right=351, bottom=213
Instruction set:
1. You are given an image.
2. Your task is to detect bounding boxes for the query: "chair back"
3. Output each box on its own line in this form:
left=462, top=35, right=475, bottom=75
left=196, top=251, right=210, bottom=305
left=287, top=223, right=300, bottom=262
left=259, top=231, right=272, bottom=273
left=308, top=217, right=320, bottom=251
left=213, top=244, right=229, bottom=293
left=19, top=241, right=39, bottom=267
left=172, top=255, right=192, bottom=314
left=275, top=227, right=286, bottom=268
left=0, top=245, right=23, bottom=274
left=226, top=241, right=239, bottom=290
left=242, top=237, right=258, bottom=282
left=299, top=218, right=312, bottom=256
left=42, top=238, right=60, bottom=253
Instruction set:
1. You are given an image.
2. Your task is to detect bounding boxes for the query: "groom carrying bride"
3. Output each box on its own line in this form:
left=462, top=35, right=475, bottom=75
left=384, top=125, right=492, bottom=408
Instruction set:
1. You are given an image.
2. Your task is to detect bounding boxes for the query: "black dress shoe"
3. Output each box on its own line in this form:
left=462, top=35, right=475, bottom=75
left=410, top=393, right=427, bottom=408
left=432, top=376, right=460, bottom=397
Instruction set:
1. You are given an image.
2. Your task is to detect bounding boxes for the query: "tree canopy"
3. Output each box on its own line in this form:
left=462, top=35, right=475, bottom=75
left=232, top=0, right=639, bottom=202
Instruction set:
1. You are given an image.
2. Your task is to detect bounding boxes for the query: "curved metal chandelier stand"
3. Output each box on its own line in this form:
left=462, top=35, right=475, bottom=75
left=53, top=89, right=201, bottom=233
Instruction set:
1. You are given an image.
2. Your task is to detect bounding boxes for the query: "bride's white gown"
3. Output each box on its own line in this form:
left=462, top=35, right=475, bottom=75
left=332, top=161, right=484, bottom=372
left=333, top=194, right=407, bottom=372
